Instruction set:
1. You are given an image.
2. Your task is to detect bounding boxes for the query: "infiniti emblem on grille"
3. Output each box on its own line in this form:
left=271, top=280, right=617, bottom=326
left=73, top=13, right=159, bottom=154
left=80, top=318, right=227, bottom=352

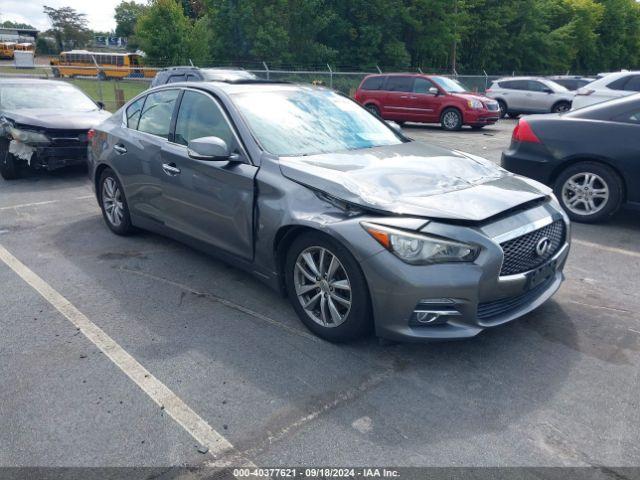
left=535, top=237, right=551, bottom=257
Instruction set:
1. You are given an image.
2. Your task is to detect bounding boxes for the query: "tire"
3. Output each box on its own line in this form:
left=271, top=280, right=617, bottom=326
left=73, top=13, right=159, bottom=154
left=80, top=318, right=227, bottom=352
left=552, top=101, right=571, bottom=114
left=553, top=162, right=623, bottom=223
left=285, top=232, right=372, bottom=342
left=98, top=168, right=135, bottom=235
left=440, top=108, right=463, bottom=131
left=365, top=104, right=380, bottom=117
left=507, top=112, right=520, bottom=119
left=497, top=100, right=508, bottom=119
left=0, top=139, right=21, bottom=180
left=51, top=67, right=60, bottom=78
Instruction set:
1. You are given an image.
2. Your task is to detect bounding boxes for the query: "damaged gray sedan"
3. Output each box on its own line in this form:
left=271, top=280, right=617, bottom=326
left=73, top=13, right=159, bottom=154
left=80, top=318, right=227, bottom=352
left=0, top=79, right=110, bottom=180
left=89, top=81, right=570, bottom=342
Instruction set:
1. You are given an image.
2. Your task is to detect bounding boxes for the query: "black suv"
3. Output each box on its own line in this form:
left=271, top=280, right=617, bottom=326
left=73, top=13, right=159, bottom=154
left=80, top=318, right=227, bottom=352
left=150, top=67, right=258, bottom=88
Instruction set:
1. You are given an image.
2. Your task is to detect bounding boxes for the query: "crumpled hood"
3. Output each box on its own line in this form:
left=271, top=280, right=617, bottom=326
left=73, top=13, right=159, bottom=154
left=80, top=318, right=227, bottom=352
left=279, top=142, right=550, bottom=222
left=2, top=108, right=111, bottom=130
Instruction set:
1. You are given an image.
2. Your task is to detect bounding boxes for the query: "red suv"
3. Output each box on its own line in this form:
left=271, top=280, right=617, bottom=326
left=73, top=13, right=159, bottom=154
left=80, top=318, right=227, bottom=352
left=354, top=74, right=500, bottom=131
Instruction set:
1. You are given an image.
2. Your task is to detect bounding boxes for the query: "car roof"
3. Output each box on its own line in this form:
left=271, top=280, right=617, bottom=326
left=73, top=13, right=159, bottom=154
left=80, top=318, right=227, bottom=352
left=494, top=76, right=544, bottom=82
left=145, top=80, right=317, bottom=97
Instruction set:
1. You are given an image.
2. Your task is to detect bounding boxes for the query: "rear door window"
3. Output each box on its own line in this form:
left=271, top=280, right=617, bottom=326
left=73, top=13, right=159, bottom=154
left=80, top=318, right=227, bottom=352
left=137, top=89, right=180, bottom=139
left=499, top=80, right=526, bottom=90
left=623, top=76, right=640, bottom=92
left=608, top=76, right=631, bottom=90
left=385, top=76, right=414, bottom=92
left=167, top=74, right=186, bottom=83
left=527, top=80, right=547, bottom=92
left=125, top=96, right=146, bottom=129
left=361, top=76, right=385, bottom=91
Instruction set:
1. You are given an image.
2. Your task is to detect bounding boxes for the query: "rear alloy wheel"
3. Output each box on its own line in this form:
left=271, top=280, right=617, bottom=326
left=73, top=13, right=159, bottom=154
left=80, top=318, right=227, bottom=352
left=0, top=139, right=21, bottom=180
left=99, top=169, right=134, bottom=235
left=552, top=101, right=571, bottom=113
left=365, top=104, right=380, bottom=117
left=441, top=108, right=463, bottom=131
left=554, top=162, right=622, bottom=223
left=497, top=100, right=508, bottom=119
left=285, top=233, right=371, bottom=342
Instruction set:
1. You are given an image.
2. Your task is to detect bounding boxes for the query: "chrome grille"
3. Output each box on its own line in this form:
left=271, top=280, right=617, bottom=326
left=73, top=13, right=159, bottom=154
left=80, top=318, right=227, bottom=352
left=499, top=220, right=565, bottom=276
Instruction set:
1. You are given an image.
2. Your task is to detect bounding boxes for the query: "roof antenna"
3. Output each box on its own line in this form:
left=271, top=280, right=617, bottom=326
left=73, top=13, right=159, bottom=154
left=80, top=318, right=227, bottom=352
left=189, top=59, right=194, bottom=67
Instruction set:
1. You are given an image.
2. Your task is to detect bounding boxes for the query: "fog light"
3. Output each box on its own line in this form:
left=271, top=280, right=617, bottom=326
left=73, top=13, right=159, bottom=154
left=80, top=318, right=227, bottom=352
left=410, top=308, right=461, bottom=326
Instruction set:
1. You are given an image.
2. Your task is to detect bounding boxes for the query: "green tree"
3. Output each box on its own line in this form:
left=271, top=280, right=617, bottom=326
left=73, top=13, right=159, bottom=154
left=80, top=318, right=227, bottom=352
left=114, top=1, right=146, bottom=38
left=43, top=5, right=91, bottom=51
left=1, top=20, right=36, bottom=29
left=135, top=0, right=191, bottom=66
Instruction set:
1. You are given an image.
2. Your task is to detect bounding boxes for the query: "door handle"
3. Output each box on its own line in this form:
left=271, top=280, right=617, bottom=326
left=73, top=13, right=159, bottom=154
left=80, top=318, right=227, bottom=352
left=162, top=163, right=181, bottom=176
left=113, top=144, right=127, bottom=154
left=399, top=95, right=409, bottom=99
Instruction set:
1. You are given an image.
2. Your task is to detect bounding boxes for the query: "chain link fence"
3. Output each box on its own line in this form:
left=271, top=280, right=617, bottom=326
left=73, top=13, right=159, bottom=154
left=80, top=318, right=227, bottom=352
left=0, top=61, right=506, bottom=112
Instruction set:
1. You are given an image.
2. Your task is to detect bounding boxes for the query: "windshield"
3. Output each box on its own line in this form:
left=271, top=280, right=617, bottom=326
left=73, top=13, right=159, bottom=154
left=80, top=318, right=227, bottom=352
left=231, top=88, right=403, bottom=156
left=0, top=83, right=98, bottom=111
left=431, top=76, right=467, bottom=93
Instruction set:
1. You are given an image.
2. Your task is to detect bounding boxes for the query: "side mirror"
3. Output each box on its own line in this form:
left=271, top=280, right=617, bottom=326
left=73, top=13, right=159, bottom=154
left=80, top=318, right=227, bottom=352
left=428, top=87, right=439, bottom=95
left=96, top=101, right=105, bottom=110
left=386, top=120, right=402, bottom=133
left=188, top=136, right=239, bottom=161
left=543, top=88, right=554, bottom=94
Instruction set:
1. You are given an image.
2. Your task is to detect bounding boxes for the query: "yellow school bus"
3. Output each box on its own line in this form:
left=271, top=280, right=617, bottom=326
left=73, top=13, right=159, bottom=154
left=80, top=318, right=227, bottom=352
left=14, top=43, right=35, bottom=52
left=0, top=42, right=16, bottom=60
left=50, top=50, right=155, bottom=79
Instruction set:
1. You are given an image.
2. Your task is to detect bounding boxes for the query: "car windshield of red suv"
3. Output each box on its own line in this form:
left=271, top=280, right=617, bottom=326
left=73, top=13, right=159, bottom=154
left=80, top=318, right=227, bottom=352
left=432, top=77, right=468, bottom=93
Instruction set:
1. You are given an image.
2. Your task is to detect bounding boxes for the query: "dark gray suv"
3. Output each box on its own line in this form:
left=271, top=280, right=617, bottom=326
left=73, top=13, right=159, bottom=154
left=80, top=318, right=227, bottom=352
left=88, top=81, right=570, bottom=343
left=150, top=67, right=258, bottom=88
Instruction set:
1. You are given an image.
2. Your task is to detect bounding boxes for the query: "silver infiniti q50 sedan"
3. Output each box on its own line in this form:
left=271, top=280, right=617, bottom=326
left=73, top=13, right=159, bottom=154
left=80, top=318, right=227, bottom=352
left=88, top=81, right=570, bottom=343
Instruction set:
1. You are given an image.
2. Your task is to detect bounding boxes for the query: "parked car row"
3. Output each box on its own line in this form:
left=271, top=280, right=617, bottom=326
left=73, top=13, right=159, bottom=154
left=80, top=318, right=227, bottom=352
left=1, top=71, right=636, bottom=343
left=503, top=93, right=640, bottom=223
left=0, top=76, right=574, bottom=344
left=354, top=73, right=501, bottom=131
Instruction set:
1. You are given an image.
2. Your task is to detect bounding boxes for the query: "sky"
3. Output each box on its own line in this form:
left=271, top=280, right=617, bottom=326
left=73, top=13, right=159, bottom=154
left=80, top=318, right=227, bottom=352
left=1, top=0, right=145, bottom=33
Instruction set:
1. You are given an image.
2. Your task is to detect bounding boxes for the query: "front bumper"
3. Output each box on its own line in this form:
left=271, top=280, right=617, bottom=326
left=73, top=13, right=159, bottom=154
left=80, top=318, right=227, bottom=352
left=464, top=109, right=500, bottom=126
left=359, top=202, right=570, bottom=341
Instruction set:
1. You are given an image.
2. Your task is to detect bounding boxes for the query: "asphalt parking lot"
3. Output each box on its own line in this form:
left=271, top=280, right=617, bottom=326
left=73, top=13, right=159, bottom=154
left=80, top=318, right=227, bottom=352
left=1, top=119, right=639, bottom=470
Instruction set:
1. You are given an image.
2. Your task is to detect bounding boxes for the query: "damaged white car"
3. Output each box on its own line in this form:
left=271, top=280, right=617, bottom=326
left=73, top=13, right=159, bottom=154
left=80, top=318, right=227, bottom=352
left=0, top=79, right=110, bottom=180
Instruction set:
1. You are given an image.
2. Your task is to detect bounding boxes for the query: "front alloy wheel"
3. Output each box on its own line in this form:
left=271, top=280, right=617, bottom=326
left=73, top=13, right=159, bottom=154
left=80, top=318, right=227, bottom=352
left=285, top=232, right=371, bottom=342
left=441, top=108, right=462, bottom=131
left=294, top=246, right=352, bottom=328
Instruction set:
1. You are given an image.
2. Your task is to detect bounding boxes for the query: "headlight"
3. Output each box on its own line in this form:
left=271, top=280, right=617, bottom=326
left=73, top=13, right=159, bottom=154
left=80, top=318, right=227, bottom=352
left=9, top=126, right=50, bottom=145
left=362, top=222, right=480, bottom=265
left=467, top=99, right=484, bottom=110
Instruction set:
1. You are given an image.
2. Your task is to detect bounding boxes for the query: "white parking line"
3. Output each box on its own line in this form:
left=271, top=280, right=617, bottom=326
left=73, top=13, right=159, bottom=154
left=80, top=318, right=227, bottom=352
left=573, top=239, right=640, bottom=259
left=0, top=243, right=251, bottom=466
left=0, top=200, right=57, bottom=210
left=0, top=195, right=95, bottom=211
